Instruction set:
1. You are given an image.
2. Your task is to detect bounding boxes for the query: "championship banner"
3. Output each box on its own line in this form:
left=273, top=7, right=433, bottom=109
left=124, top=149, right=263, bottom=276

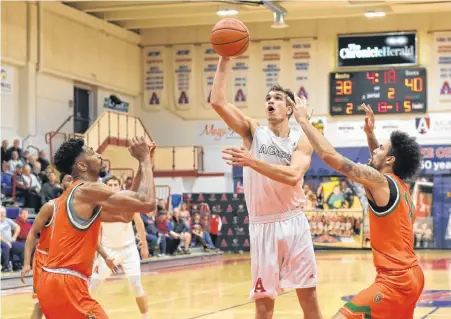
left=434, top=32, right=451, bottom=102
left=201, top=44, right=219, bottom=109
left=261, top=40, right=283, bottom=89
left=290, top=39, right=316, bottom=100
left=143, top=47, right=165, bottom=111
left=230, top=53, right=250, bottom=108
left=173, top=45, right=194, bottom=110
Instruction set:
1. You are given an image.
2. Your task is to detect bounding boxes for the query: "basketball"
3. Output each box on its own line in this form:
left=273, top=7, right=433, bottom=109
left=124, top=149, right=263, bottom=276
left=211, top=18, right=249, bottom=58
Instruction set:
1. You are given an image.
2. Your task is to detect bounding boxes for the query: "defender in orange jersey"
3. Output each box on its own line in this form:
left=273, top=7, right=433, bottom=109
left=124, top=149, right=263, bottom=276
left=20, top=174, right=73, bottom=319
left=292, top=98, right=424, bottom=319
left=36, top=136, right=156, bottom=319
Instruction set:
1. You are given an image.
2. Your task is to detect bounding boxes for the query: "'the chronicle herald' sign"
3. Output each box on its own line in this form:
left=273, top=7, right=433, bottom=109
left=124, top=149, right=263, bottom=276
left=337, top=31, right=417, bottom=67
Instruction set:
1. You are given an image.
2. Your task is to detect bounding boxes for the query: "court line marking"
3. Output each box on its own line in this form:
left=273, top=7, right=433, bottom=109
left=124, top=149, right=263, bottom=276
left=420, top=307, right=440, bottom=319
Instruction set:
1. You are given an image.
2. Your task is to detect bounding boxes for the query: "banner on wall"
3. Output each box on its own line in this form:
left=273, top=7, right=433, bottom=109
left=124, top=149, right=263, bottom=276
left=414, top=113, right=451, bottom=142
left=1, top=65, right=13, bottom=94
left=196, top=120, right=241, bottom=145
left=143, top=47, right=165, bottom=111
left=261, top=40, right=283, bottom=89
left=434, top=32, right=451, bottom=102
left=201, top=44, right=219, bottom=109
left=103, top=97, right=129, bottom=113
left=290, top=39, right=316, bottom=100
left=230, top=53, right=250, bottom=108
left=173, top=45, right=194, bottom=110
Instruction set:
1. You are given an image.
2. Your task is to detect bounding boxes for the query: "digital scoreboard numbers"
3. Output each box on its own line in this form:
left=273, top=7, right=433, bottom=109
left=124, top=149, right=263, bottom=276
left=329, top=67, right=427, bottom=116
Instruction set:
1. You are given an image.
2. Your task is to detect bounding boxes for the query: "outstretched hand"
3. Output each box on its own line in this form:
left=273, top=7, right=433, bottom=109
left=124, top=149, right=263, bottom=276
left=222, top=147, right=254, bottom=167
left=362, top=104, right=375, bottom=134
left=288, top=95, right=313, bottom=122
left=128, top=137, right=150, bottom=162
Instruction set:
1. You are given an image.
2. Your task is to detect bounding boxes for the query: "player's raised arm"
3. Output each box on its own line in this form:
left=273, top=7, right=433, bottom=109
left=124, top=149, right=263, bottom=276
left=292, top=97, right=387, bottom=190
left=363, top=104, right=379, bottom=153
left=210, top=57, right=258, bottom=139
left=20, top=202, right=54, bottom=283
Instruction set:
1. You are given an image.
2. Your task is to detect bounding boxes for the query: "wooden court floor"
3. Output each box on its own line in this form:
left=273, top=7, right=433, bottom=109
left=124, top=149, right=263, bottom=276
left=2, top=251, right=450, bottom=319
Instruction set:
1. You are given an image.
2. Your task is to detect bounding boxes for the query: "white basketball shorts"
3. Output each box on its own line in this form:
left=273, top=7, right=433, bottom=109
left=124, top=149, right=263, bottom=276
left=92, top=243, right=141, bottom=279
left=248, top=211, right=317, bottom=300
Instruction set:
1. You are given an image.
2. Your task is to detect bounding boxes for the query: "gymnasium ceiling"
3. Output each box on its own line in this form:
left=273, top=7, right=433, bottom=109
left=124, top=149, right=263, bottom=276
left=63, top=0, right=451, bottom=31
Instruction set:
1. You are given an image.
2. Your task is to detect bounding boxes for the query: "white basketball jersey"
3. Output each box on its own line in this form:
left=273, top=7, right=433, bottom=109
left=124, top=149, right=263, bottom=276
left=101, top=222, right=135, bottom=249
left=243, top=125, right=306, bottom=217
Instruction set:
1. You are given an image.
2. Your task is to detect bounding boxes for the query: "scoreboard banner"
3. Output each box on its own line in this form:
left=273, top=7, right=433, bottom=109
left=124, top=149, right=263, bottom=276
left=143, top=46, right=166, bottom=111
left=434, top=32, right=451, bottom=102
left=173, top=45, right=194, bottom=110
left=290, top=38, right=316, bottom=100
left=329, top=67, right=427, bottom=116
left=337, top=31, right=417, bottom=68
left=261, top=40, right=283, bottom=90
left=230, top=53, right=250, bottom=108
left=201, top=44, right=219, bottom=109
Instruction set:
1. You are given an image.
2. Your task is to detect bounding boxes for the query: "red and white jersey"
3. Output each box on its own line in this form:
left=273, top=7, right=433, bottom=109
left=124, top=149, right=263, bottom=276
left=243, top=125, right=306, bottom=222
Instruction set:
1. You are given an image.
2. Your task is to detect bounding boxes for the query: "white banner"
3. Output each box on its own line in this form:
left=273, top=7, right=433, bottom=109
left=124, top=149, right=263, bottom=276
left=230, top=53, right=250, bottom=108
left=290, top=39, right=316, bottom=100
left=143, top=47, right=165, bottom=111
left=1, top=65, right=13, bottom=94
left=196, top=121, right=241, bottom=146
left=435, top=32, right=451, bottom=102
left=173, top=45, right=194, bottom=110
left=201, top=44, right=219, bottom=109
left=414, top=113, right=451, bottom=143
left=261, top=41, right=283, bottom=90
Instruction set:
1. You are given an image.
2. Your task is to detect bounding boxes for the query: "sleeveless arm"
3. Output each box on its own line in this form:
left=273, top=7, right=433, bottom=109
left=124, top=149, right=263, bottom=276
left=23, top=202, right=54, bottom=270
left=297, top=117, right=387, bottom=190
left=133, top=213, right=148, bottom=251
left=210, top=57, right=258, bottom=139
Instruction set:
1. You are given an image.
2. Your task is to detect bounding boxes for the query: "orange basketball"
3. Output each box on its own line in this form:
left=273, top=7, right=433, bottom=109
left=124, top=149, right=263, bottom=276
left=211, top=18, right=249, bottom=58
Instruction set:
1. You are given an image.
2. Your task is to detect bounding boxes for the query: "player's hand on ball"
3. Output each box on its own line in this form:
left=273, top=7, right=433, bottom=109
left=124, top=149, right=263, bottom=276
left=289, top=95, right=312, bottom=123
left=105, top=257, right=119, bottom=274
left=362, top=104, right=375, bottom=134
left=222, top=146, right=253, bottom=167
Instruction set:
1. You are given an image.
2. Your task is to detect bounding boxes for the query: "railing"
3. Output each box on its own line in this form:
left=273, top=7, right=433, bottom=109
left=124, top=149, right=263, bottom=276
left=153, top=146, right=204, bottom=172
left=156, top=185, right=171, bottom=209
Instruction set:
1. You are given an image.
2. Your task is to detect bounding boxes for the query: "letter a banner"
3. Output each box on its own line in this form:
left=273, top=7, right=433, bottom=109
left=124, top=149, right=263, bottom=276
left=230, top=51, right=250, bottom=108
left=290, top=39, right=316, bottom=101
left=261, top=40, right=283, bottom=90
left=173, top=45, right=194, bottom=110
left=201, top=44, right=219, bottom=109
left=143, top=46, right=166, bottom=111
left=434, top=32, right=451, bottom=102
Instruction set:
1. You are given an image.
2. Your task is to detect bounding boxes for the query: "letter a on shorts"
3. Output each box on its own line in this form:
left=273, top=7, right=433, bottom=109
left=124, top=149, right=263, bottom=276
left=254, top=278, right=267, bottom=293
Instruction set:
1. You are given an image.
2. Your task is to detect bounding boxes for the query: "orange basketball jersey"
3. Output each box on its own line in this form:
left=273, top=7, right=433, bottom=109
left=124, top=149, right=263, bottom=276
left=368, top=173, right=418, bottom=271
left=45, top=180, right=102, bottom=278
left=36, top=198, right=60, bottom=253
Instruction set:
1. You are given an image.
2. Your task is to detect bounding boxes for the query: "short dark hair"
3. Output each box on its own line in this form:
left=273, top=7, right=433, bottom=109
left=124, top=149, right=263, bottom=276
left=267, top=84, right=295, bottom=118
left=54, top=138, right=85, bottom=175
left=105, top=175, right=122, bottom=186
left=388, top=131, right=422, bottom=180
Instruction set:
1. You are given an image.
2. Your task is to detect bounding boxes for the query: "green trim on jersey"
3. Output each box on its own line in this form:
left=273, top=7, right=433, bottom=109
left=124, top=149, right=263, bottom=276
left=344, top=302, right=372, bottom=319
left=369, top=175, right=400, bottom=217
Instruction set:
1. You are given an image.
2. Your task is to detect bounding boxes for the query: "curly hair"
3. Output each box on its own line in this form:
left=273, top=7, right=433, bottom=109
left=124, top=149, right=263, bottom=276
left=53, top=138, right=85, bottom=175
left=388, top=131, right=422, bottom=180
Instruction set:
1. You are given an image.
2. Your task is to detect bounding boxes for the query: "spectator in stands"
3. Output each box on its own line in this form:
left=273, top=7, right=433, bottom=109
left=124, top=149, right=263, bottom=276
left=327, top=185, right=346, bottom=209
left=140, top=211, right=159, bottom=256
left=15, top=209, right=31, bottom=243
left=1, top=162, right=13, bottom=197
left=191, top=214, right=213, bottom=251
left=22, top=150, right=30, bottom=165
left=32, top=162, right=44, bottom=185
left=6, top=139, right=23, bottom=160
left=1, top=206, right=24, bottom=271
left=209, top=207, right=221, bottom=248
left=13, top=164, right=27, bottom=201
left=22, top=164, right=42, bottom=211
left=179, top=203, right=191, bottom=228
left=340, top=179, right=355, bottom=208
left=28, top=154, right=37, bottom=168
left=172, top=208, right=191, bottom=254
left=37, top=150, right=49, bottom=171
left=1, top=140, right=9, bottom=162
left=123, top=176, right=133, bottom=190
left=166, top=211, right=181, bottom=256
left=8, top=151, right=22, bottom=173
left=155, top=211, right=170, bottom=256
left=40, top=172, right=62, bottom=205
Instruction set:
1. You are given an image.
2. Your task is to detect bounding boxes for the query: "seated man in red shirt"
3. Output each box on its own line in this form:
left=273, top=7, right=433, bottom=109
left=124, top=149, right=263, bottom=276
left=15, top=208, right=31, bottom=243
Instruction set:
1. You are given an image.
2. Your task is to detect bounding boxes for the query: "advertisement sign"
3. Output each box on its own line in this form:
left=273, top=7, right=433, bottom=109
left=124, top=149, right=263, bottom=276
left=196, top=121, right=241, bottom=146
left=337, top=31, right=417, bottom=67
left=103, top=97, right=129, bottom=113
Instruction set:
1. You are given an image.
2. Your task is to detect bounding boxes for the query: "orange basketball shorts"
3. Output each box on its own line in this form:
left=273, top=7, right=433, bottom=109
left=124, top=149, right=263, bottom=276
left=32, top=251, right=47, bottom=303
left=37, top=271, right=108, bottom=319
left=339, top=265, right=424, bottom=319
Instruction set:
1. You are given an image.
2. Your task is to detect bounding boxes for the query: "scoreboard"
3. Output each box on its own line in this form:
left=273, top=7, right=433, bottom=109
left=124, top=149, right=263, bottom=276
left=329, top=67, right=427, bottom=116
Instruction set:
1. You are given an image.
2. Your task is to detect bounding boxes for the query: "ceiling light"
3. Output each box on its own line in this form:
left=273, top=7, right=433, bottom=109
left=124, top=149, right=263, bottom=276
left=271, top=12, right=288, bottom=29
left=217, top=9, right=238, bottom=17
left=364, top=11, right=386, bottom=18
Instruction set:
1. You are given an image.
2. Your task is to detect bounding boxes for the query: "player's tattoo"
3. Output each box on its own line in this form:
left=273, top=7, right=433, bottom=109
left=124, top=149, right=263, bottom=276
left=338, top=157, right=385, bottom=183
left=367, top=134, right=379, bottom=153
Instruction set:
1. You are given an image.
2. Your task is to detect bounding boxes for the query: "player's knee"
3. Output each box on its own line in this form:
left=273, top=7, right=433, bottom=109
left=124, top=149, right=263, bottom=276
left=129, top=275, right=145, bottom=297
left=255, top=297, right=275, bottom=319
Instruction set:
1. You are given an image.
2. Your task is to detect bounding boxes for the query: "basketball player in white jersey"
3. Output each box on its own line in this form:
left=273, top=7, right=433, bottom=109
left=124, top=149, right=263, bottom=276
left=89, top=175, right=151, bottom=319
left=211, top=56, right=323, bottom=319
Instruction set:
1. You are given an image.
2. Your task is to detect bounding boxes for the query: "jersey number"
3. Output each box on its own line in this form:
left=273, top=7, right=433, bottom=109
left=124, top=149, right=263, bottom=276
left=404, top=192, right=415, bottom=224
